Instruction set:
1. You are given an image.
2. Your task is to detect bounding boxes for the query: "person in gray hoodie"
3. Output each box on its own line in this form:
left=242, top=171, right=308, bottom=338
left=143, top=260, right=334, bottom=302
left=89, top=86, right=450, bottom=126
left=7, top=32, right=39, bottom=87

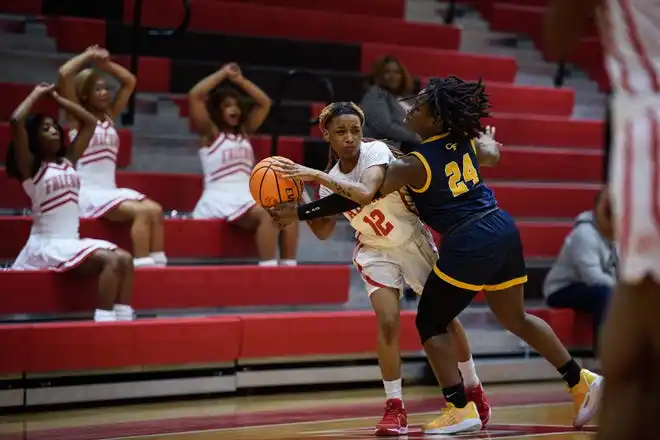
left=543, top=189, right=616, bottom=352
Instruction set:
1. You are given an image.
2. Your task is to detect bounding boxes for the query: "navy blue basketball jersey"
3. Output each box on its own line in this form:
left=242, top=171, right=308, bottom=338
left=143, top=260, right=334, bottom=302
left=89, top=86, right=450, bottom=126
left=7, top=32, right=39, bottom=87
left=406, top=133, right=497, bottom=234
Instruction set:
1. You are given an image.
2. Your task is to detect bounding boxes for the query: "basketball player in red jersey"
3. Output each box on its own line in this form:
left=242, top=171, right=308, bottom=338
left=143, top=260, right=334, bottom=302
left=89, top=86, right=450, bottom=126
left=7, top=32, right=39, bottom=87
left=188, top=63, right=298, bottom=266
left=547, top=2, right=660, bottom=439
left=58, top=45, right=167, bottom=268
left=7, top=83, right=135, bottom=322
left=270, top=102, right=491, bottom=435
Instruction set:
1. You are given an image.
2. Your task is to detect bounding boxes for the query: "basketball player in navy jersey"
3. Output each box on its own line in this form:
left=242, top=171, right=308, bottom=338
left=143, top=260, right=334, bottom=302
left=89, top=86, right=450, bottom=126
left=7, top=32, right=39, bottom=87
left=270, top=77, right=603, bottom=434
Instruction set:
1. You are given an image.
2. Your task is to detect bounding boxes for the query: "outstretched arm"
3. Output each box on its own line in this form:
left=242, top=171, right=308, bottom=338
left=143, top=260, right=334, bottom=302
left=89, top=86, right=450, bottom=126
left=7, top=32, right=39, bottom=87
left=96, top=58, right=137, bottom=120
left=9, top=83, right=54, bottom=180
left=379, top=154, right=427, bottom=196
left=188, top=64, right=233, bottom=139
left=58, top=46, right=107, bottom=125
left=283, top=154, right=426, bottom=222
left=228, top=65, right=271, bottom=134
left=57, top=93, right=99, bottom=164
left=299, top=190, right=336, bottom=240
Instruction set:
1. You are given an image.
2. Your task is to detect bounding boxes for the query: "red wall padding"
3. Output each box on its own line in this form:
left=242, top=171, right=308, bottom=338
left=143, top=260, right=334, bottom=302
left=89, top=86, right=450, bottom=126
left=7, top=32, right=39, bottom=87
left=124, top=0, right=460, bottom=51
left=0, top=317, right=242, bottom=373
left=0, top=123, right=133, bottom=168
left=0, top=309, right=591, bottom=375
left=0, top=265, right=350, bottom=314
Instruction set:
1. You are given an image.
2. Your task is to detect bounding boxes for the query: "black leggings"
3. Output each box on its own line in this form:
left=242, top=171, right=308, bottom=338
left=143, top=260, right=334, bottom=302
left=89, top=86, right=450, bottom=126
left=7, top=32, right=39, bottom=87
left=415, top=272, right=479, bottom=344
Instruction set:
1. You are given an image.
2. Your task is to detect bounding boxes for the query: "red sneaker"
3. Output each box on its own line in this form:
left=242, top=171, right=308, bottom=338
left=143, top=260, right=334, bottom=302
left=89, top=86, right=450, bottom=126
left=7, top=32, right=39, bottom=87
left=375, top=398, right=408, bottom=436
left=466, top=383, right=491, bottom=427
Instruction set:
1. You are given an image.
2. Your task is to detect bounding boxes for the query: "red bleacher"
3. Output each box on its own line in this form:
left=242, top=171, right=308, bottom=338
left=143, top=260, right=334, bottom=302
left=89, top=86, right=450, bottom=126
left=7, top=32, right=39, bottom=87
left=0, top=309, right=592, bottom=375
left=0, top=168, right=599, bottom=214
left=0, top=216, right=573, bottom=260
left=210, top=0, right=406, bottom=18
left=361, top=43, right=517, bottom=82
left=171, top=81, right=575, bottom=118
left=0, top=121, right=133, bottom=167
left=0, top=216, right=259, bottom=259
left=485, top=3, right=609, bottom=91
left=0, top=0, right=599, bottom=383
left=0, top=265, right=350, bottom=314
left=123, top=0, right=460, bottom=50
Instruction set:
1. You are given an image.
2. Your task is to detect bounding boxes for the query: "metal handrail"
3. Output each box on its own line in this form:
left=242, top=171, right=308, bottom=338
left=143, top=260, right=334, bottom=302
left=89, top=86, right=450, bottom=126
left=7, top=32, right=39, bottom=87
left=553, top=58, right=567, bottom=88
left=443, top=0, right=457, bottom=25
left=270, top=70, right=334, bottom=156
left=121, top=0, right=191, bottom=126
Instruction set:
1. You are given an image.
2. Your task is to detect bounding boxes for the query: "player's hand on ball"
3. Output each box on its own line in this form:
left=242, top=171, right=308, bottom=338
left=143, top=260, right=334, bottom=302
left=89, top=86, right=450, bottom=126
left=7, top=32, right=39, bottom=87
left=267, top=202, right=298, bottom=228
left=270, top=158, right=320, bottom=182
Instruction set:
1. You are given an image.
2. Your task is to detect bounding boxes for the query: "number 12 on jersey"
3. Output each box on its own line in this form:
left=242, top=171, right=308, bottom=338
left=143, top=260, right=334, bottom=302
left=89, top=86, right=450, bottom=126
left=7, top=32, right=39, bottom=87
left=445, top=153, right=480, bottom=197
left=363, top=209, right=394, bottom=237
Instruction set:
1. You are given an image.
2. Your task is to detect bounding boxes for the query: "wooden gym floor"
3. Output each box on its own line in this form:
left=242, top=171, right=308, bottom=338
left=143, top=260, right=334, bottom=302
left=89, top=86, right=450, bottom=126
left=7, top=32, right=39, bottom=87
left=0, top=382, right=597, bottom=439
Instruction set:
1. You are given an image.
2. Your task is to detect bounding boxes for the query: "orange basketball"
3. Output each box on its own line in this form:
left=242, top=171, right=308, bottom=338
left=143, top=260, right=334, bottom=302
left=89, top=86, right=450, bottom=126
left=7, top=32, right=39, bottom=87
left=249, top=156, right=303, bottom=207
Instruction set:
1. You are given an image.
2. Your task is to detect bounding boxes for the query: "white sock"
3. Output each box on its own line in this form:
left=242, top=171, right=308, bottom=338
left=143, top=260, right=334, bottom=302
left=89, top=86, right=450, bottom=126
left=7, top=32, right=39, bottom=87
left=133, top=256, right=156, bottom=267
left=149, top=251, right=167, bottom=266
left=114, top=304, right=135, bottom=321
left=279, top=259, right=297, bottom=266
left=383, top=378, right=403, bottom=402
left=94, top=309, right=117, bottom=322
left=458, top=357, right=481, bottom=387
left=258, top=259, right=278, bottom=267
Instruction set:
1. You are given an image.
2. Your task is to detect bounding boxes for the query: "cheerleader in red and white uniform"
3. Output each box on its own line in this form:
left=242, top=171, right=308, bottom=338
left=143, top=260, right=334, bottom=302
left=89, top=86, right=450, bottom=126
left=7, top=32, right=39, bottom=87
left=6, top=83, right=135, bottom=322
left=188, top=63, right=298, bottom=266
left=58, top=46, right=166, bottom=268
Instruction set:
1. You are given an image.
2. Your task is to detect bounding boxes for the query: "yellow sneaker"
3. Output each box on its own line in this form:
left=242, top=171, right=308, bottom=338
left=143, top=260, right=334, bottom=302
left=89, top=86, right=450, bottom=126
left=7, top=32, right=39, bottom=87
left=421, top=402, right=482, bottom=435
left=571, top=368, right=603, bottom=427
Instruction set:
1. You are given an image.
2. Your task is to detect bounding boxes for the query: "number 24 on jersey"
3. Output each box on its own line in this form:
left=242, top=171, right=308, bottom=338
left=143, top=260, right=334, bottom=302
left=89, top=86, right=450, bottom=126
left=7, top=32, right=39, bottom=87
left=445, top=153, right=479, bottom=197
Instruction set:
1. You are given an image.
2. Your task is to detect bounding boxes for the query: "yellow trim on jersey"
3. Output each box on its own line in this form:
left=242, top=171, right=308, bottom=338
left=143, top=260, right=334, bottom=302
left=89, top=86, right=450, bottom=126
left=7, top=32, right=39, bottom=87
left=483, top=276, right=528, bottom=291
left=433, top=266, right=484, bottom=292
left=422, top=133, right=449, bottom=144
left=407, top=151, right=432, bottom=193
left=470, top=139, right=477, bottom=154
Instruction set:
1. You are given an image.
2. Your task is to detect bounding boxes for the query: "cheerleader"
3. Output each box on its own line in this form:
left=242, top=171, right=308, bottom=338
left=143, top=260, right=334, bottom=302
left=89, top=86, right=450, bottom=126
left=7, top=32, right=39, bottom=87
left=188, top=63, right=298, bottom=266
left=58, top=46, right=166, bottom=268
left=6, top=83, right=135, bottom=322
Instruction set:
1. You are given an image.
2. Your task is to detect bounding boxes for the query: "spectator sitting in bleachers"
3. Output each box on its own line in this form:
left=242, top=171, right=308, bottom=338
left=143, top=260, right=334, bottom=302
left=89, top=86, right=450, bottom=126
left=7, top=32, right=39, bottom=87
left=6, top=83, right=135, bottom=322
left=543, top=188, right=616, bottom=352
left=188, top=63, right=298, bottom=266
left=360, top=56, right=420, bottom=146
left=58, top=45, right=167, bottom=268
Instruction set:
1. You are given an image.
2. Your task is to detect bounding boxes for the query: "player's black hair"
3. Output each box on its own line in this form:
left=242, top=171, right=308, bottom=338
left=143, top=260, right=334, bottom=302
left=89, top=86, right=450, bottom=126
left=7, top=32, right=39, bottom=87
left=403, top=76, right=491, bottom=142
left=318, top=102, right=365, bottom=171
left=5, top=114, right=66, bottom=182
left=206, top=86, right=248, bottom=135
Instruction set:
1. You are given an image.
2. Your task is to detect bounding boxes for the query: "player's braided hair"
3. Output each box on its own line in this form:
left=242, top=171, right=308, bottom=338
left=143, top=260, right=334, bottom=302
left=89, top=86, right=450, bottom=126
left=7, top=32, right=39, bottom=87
left=403, top=76, right=491, bottom=142
left=318, top=102, right=365, bottom=171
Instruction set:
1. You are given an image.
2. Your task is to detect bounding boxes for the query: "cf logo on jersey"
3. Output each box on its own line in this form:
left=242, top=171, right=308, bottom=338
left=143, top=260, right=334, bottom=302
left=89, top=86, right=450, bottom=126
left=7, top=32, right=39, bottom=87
left=446, top=143, right=457, bottom=151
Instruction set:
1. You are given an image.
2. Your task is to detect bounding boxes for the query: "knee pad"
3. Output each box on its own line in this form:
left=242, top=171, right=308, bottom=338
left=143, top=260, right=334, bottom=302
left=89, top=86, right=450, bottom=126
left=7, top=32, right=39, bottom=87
left=415, top=306, right=450, bottom=345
